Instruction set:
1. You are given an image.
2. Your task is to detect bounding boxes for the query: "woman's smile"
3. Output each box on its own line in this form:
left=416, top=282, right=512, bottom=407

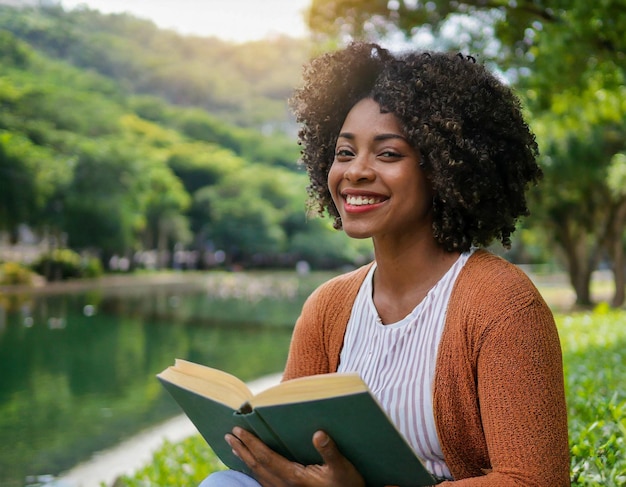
left=342, top=190, right=388, bottom=211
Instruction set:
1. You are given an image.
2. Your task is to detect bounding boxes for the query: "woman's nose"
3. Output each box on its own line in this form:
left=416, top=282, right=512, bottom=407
left=344, top=154, right=375, bottom=182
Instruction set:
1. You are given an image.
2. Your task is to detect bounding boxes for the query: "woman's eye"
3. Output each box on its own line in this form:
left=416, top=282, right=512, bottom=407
left=335, top=149, right=354, bottom=159
left=379, top=150, right=402, bottom=159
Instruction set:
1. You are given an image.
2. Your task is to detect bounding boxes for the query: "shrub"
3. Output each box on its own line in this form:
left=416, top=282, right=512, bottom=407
left=0, top=261, right=36, bottom=286
left=31, top=249, right=103, bottom=281
left=82, top=255, right=104, bottom=278
left=114, top=436, right=225, bottom=486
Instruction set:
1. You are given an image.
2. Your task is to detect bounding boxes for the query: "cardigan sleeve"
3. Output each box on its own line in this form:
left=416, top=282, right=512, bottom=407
left=282, top=283, right=333, bottom=381
left=282, top=265, right=370, bottom=382
left=435, top=253, right=570, bottom=486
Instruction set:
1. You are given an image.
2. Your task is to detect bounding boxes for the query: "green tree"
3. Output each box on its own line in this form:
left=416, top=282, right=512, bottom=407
left=290, top=217, right=374, bottom=268
left=194, top=165, right=306, bottom=264
left=0, top=29, right=31, bottom=67
left=139, top=164, right=192, bottom=268
left=0, top=131, right=72, bottom=241
left=306, top=0, right=626, bottom=306
left=62, top=142, right=149, bottom=259
left=531, top=81, right=626, bottom=306
left=0, top=132, right=38, bottom=240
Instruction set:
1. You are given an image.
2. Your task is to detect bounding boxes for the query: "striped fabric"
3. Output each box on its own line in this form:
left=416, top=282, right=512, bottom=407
left=337, top=250, right=472, bottom=480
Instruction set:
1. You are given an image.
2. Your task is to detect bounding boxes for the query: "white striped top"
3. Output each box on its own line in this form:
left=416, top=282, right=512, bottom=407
left=337, top=250, right=472, bottom=479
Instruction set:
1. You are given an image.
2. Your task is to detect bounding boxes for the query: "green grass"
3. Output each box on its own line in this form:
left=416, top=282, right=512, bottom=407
left=111, top=436, right=225, bottom=486
left=116, top=306, right=626, bottom=487
left=560, top=306, right=626, bottom=486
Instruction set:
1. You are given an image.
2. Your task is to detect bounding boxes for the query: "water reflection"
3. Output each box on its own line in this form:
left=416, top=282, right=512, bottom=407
left=0, top=272, right=324, bottom=487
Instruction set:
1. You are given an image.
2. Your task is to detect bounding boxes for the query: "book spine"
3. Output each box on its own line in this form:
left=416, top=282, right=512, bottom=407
left=235, top=408, right=297, bottom=461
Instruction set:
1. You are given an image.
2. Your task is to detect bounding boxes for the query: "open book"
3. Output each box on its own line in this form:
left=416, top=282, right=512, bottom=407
left=157, top=359, right=436, bottom=487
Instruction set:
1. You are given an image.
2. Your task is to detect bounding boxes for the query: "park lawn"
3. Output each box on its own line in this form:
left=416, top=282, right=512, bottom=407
left=118, top=307, right=626, bottom=487
left=560, top=306, right=626, bottom=486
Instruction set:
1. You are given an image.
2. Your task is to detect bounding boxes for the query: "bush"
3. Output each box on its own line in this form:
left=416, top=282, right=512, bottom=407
left=82, top=255, right=104, bottom=278
left=114, top=436, right=225, bottom=486
left=0, top=261, right=36, bottom=285
left=31, top=249, right=103, bottom=281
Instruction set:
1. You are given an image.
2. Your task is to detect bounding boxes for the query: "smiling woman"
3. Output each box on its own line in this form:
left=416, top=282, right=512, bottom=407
left=60, top=0, right=310, bottom=42
left=198, top=42, right=571, bottom=486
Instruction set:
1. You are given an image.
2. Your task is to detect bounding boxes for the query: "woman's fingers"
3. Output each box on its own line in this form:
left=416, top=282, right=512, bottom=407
left=226, top=427, right=365, bottom=487
left=227, top=427, right=300, bottom=486
left=312, top=430, right=366, bottom=487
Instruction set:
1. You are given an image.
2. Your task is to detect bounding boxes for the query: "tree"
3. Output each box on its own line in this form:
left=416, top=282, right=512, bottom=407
left=530, top=75, right=626, bottom=306
left=139, top=163, right=192, bottom=269
left=62, top=143, right=141, bottom=258
left=0, top=133, right=38, bottom=241
left=193, top=165, right=306, bottom=265
left=0, top=131, right=72, bottom=242
left=306, top=0, right=626, bottom=306
left=61, top=140, right=189, bottom=262
left=0, top=5, right=310, bottom=130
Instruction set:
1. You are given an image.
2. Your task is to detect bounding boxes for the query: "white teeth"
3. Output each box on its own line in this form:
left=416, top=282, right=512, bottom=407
left=346, top=195, right=383, bottom=206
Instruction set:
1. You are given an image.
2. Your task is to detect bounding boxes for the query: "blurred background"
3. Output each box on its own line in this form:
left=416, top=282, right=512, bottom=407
left=0, top=0, right=624, bottom=306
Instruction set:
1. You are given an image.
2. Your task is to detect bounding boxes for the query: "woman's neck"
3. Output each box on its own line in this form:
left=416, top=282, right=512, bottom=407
left=371, top=235, right=461, bottom=324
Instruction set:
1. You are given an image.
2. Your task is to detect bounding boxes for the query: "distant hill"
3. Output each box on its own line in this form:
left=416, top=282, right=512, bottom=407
left=0, top=3, right=311, bottom=131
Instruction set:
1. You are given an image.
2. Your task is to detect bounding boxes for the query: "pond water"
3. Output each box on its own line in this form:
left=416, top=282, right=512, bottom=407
left=0, top=271, right=330, bottom=487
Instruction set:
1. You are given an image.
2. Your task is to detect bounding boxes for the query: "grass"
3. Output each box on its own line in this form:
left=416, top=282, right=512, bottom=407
left=560, top=306, right=626, bottom=486
left=114, top=295, right=626, bottom=486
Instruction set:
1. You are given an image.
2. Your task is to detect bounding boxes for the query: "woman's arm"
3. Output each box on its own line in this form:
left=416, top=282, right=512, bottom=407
left=283, top=266, right=368, bottom=381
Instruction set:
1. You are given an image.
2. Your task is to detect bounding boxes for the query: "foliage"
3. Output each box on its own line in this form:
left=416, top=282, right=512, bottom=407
left=289, top=218, right=374, bottom=268
left=0, top=130, right=70, bottom=238
left=0, top=9, right=374, bottom=270
left=0, top=260, right=36, bottom=285
left=31, top=248, right=102, bottom=281
left=114, top=436, right=225, bottom=486
left=525, top=26, right=626, bottom=306
left=116, top=307, right=626, bottom=486
left=196, top=165, right=304, bottom=260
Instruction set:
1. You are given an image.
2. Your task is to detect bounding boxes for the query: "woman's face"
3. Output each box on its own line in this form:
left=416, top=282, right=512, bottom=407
left=328, top=98, right=433, bottom=243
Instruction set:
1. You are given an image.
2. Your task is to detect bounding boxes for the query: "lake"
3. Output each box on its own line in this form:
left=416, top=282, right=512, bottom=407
left=0, top=271, right=331, bottom=487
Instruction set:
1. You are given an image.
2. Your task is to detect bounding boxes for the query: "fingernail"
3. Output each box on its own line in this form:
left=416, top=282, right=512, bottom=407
left=318, top=431, right=329, bottom=446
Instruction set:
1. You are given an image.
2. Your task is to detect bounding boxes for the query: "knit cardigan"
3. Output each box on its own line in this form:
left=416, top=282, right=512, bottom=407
left=283, top=250, right=570, bottom=486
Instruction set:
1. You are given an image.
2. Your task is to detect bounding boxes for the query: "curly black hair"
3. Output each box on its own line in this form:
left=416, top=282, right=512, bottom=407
left=290, top=42, right=541, bottom=252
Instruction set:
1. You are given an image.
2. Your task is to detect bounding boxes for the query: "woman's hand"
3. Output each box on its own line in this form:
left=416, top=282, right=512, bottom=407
left=226, top=427, right=366, bottom=487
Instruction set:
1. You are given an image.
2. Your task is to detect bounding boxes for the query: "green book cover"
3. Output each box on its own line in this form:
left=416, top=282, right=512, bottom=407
left=158, top=378, right=250, bottom=473
left=157, top=359, right=436, bottom=487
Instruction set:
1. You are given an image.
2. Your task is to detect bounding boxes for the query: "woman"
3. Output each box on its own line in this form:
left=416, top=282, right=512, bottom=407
left=201, top=42, right=570, bottom=486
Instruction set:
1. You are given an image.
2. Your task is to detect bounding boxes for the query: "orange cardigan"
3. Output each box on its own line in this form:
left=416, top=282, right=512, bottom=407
left=283, top=250, right=570, bottom=486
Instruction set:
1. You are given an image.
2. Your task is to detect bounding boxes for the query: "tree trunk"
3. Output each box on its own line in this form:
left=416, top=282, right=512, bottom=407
left=558, top=219, right=598, bottom=307
left=612, top=246, right=625, bottom=307
left=157, top=218, right=168, bottom=270
left=569, top=255, right=594, bottom=307
left=608, top=200, right=626, bottom=307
